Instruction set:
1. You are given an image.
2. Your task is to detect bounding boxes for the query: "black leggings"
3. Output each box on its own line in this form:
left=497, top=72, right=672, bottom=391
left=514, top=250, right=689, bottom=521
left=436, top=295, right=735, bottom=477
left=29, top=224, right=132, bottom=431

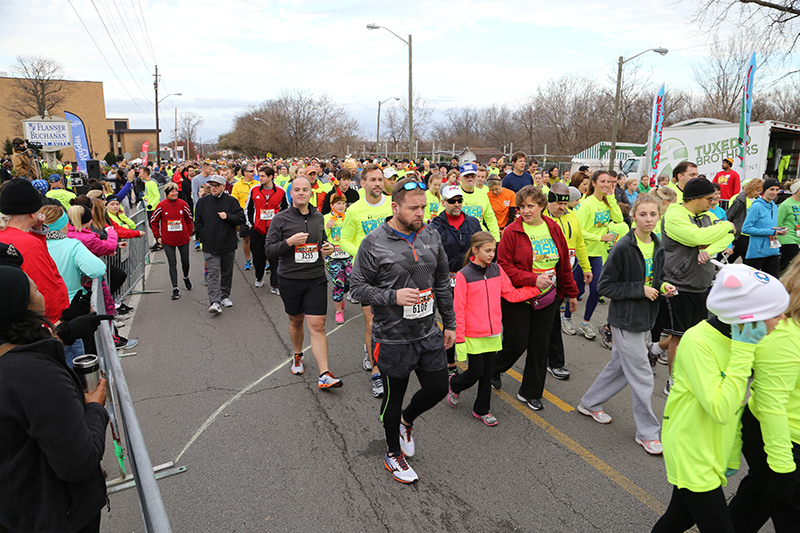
left=744, top=255, right=780, bottom=278
left=380, top=368, right=448, bottom=454
left=108, top=264, right=127, bottom=297
left=250, top=230, right=278, bottom=287
left=450, top=352, right=495, bottom=415
left=163, top=243, right=190, bottom=288
left=652, top=485, right=734, bottom=532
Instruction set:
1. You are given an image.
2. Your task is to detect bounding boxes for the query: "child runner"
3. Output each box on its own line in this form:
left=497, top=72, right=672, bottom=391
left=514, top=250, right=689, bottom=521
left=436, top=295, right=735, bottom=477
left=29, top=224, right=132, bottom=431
left=449, top=232, right=538, bottom=425
left=576, top=195, right=676, bottom=454
left=324, top=193, right=352, bottom=324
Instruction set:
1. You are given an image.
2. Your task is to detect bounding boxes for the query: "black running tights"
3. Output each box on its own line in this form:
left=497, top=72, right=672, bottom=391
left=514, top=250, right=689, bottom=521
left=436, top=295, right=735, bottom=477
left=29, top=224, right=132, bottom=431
left=380, top=368, right=448, bottom=454
left=652, top=485, right=734, bottom=533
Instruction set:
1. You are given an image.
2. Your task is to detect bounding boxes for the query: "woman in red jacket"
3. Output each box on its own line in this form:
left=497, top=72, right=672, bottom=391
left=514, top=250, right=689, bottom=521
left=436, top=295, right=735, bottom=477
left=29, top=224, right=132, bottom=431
left=491, top=185, right=579, bottom=411
left=151, top=182, right=194, bottom=300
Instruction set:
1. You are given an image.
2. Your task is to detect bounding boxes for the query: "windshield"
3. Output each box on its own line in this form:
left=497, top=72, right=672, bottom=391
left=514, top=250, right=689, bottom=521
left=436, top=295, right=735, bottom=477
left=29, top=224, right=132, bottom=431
left=621, top=159, right=639, bottom=174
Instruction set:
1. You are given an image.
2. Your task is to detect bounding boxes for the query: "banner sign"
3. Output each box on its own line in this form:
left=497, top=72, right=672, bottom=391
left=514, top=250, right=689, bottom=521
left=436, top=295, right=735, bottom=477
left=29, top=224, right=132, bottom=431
left=21, top=117, right=72, bottom=149
left=142, top=141, right=150, bottom=165
left=64, top=111, right=90, bottom=172
left=738, top=52, right=757, bottom=180
left=648, top=83, right=666, bottom=185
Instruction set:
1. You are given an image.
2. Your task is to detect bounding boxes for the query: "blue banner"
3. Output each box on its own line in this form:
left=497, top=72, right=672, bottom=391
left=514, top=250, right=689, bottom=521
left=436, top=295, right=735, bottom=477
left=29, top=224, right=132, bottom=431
left=64, top=111, right=91, bottom=172
left=738, top=53, right=756, bottom=178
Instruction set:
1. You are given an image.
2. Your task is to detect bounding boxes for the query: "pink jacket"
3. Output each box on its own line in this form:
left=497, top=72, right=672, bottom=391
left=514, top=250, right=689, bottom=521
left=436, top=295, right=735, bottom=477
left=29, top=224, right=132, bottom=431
left=454, top=260, right=539, bottom=344
left=67, top=226, right=118, bottom=257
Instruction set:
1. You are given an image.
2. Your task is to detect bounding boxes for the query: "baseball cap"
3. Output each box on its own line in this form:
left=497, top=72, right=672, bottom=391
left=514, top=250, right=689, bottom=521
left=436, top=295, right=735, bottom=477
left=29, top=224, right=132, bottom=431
left=790, top=181, right=800, bottom=194
left=707, top=264, right=789, bottom=324
left=441, top=185, right=463, bottom=200
left=459, top=163, right=478, bottom=176
left=207, top=175, right=226, bottom=185
left=723, top=157, right=734, bottom=166
left=383, top=167, right=398, bottom=179
left=48, top=173, right=62, bottom=183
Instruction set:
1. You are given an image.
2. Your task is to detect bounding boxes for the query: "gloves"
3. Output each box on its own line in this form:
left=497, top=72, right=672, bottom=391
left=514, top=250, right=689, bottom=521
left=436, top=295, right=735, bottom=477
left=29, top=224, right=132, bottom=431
left=725, top=468, right=738, bottom=478
left=56, top=312, right=113, bottom=346
left=762, top=471, right=796, bottom=504
left=731, top=321, right=768, bottom=345
left=455, top=343, right=467, bottom=362
left=60, top=289, right=92, bottom=322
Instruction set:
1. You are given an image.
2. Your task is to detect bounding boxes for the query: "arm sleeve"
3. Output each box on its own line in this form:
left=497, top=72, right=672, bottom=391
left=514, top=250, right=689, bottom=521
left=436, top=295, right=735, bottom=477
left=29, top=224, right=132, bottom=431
left=482, top=199, right=501, bottom=241
left=184, top=203, right=194, bottom=236
left=117, top=181, right=132, bottom=200
left=225, top=201, right=246, bottom=226
left=433, top=239, right=456, bottom=330
left=350, top=239, right=396, bottom=307
left=574, top=218, right=591, bottom=272
left=339, top=214, right=360, bottom=257
left=265, top=216, right=291, bottom=257
left=150, top=205, right=163, bottom=240
left=577, top=202, right=602, bottom=243
left=194, top=201, right=204, bottom=243
left=664, top=208, right=735, bottom=250
left=608, top=195, right=624, bottom=223
left=499, top=265, right=540, bottom=302
left=453, top=272, right=467, bottom=344
left=742, top=204, right=775, bottom=237
left=244, top=190, right=255, bottom=228
left=74, top=243, right=108, bottom=279
left=597, top=246, right=646, bottom=300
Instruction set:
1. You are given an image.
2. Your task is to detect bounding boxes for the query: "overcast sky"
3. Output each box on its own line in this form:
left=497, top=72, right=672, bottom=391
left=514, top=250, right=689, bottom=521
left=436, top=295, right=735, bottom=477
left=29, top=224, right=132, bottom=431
left=0, top=0, right=781, bottom=144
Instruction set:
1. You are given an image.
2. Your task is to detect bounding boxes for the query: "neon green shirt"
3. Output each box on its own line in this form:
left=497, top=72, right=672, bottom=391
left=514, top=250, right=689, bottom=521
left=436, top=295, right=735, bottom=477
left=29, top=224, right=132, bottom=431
left=45, top=189, right=77, bottom=211
left=668, top=181, right=684, bottom=204
left=424, top=190, right=441, bottom=222
left=547, top=210, right=590, bottom=272
left=662, top=320, right=755, bottom=491
left=339, top=196, right=393, bottom=258
left=635, top=235, right=655, bottom=287
left=777, top=197, right=800, bottom=246
left=144, top=179, right=160, bottom=210
left=523, top=221, right=559, bottom=294
left=275, top=174, right=291, bottom=191
left=461, top=187, right=500, bottom=240
left=576, top=194, right=624, bottom=257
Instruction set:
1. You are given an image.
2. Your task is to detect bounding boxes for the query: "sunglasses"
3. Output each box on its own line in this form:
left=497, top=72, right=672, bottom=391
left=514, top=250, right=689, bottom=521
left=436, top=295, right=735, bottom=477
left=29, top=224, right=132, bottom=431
left=401, top=181, right=427, bottom=191
left=445, top=198, right=463, bottom=204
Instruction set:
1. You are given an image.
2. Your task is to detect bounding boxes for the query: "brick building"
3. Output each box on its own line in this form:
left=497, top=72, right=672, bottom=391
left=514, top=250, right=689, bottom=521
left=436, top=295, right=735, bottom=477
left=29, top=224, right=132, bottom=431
left=0, top=74, right=157, bottom=164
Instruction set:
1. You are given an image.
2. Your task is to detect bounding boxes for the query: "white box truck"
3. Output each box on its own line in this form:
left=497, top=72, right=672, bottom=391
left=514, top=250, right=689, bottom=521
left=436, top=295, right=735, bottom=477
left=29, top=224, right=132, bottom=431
left=621, top=118, right=800, bottom=184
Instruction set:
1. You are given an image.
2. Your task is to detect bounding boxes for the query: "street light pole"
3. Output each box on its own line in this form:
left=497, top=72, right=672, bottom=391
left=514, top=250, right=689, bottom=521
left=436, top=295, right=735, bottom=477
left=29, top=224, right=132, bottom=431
left=376, top=97, right=400, bottom=154
left=153, top=64, right=182, bottom=165
left=367, top=24, right=413, bottom=160
left=608, top=47, right=668, bottom=172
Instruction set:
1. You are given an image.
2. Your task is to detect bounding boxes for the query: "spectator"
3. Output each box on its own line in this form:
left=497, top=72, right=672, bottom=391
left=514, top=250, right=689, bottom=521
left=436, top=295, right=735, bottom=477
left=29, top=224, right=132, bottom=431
left=726, top=178, right=764, bottom=264
left=742, top=179, right=785, bottom=278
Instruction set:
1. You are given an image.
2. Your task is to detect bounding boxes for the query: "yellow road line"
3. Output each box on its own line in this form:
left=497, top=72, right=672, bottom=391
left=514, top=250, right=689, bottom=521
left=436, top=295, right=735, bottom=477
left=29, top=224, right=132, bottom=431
left=504, top=368, right=575, bottom=413
left=494, top=389, right=667, bottom=516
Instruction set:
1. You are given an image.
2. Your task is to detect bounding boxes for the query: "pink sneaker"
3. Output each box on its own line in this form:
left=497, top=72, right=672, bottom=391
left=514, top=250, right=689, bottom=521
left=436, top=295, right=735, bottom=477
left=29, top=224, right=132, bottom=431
left=335, top=311, right=344, bottom=324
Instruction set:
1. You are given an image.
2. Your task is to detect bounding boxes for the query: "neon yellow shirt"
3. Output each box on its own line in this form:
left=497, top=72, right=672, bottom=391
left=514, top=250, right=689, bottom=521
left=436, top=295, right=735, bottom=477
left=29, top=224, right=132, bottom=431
left=461, top=187, right=500, bottom=240
left=339, top=196, right=393, bottom=257
left=635, top=235, right=655, bottom=287
left=576, top=194, right=624, bottom=257
left=425, top=190, right=442, bottom=222
left=668, top=181, right=684, bottom=204
left=144, top=179, right=160, bottom=210
left=523, top=221, right=559, bottom=294
left=231, top=178, right=258, bottom=209
left=275, top=174, right=291, bottom=191
left=546, top=209, right=590, bottom=272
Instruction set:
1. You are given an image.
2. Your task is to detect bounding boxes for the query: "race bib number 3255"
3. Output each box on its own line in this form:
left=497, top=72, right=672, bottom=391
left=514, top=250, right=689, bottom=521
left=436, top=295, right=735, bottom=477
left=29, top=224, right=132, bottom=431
left=295, top=243, right=319, bottom=263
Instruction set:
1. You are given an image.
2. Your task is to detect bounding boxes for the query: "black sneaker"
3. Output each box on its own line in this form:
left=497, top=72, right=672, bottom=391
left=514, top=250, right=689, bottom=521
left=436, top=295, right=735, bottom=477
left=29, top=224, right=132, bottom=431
left=547, top=366, right=570, bottom=380
left=184, top=277, right=192, bottom=290
left=598, top=324, right=613, bottom=350
left=491, top=375, right=502, bottom=390
left=171, top=288, right=180, bottom=300
left=448, top=366, right=460, bottom=377
left=116, top=303, right=133, bottom=315
left=517, top=393, right=544, bottom=411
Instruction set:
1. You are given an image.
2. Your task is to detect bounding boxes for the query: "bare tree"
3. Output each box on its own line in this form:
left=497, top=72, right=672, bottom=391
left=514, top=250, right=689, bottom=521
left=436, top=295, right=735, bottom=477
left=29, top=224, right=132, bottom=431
left=4, top=55, right=68, bottom=125
left=383, top=93, right=434, bottom=151
left=178, top=112, right=204, bottom=159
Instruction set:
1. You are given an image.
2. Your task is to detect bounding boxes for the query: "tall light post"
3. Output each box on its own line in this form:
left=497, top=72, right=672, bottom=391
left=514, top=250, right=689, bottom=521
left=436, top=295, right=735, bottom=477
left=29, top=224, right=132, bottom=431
left=608, top=47, right=668, bottom=172
left=376, top=97, right=400, bottom=155
left=367, top=23, right=413, bottom=160
left=153, top=64, right=182, bottom=165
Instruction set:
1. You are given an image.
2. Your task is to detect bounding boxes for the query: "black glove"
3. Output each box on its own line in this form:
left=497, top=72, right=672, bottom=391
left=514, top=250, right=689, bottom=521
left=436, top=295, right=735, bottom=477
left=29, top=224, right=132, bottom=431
left=56, top=312, right=113, bottom=346
left=762, top=470, right=797, bottom=505
left=60, top=290, right=92, bottom=322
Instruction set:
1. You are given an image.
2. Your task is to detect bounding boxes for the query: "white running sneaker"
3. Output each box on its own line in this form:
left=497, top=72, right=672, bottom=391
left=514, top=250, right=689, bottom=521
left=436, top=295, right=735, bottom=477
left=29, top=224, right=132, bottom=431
left=270, top=287, right=280, bottom=295
left=577, top=403, right=612, bottom=424
left=362, top=347, right=372, bottom=371
left=208, top=302, right=222, bottom=314
left=580, top=320, right=597, bottom=339
left=399, top=423, right=415, bottom=457
left=290, top=353, right=304, bottom=375
left=636, top=437, right=663, bottom=455
left=221, top=298, right=234, bottom=308
left=561, top=315, right=577, bottom=335
left=384, top=452, right=418, bottom=483
left=254, top=279, right=264, bottom=288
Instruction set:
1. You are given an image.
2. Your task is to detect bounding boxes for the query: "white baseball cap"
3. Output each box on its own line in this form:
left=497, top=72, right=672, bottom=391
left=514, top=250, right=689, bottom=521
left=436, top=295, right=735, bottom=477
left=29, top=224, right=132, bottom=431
left=441, top=185, right=464, bottom=200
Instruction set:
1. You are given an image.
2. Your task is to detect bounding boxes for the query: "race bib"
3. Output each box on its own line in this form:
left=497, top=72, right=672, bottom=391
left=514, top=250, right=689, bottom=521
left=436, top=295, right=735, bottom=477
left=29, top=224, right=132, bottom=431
left=568, top=249, right=576, bottom=268
left=795, top=224, right=800, bottom=238
left=295, top=243, right=319, bottom=263
left=403, top=288, right=434, bottom=320
left=449, top=272, right=457, bottom=288
left=330, top=245, right=349, bottom=260
left=167, top=220, right=182, bottom=232
left=769, top=236, right=781, bottom=249
left=260, top=209, right=275, bottom=221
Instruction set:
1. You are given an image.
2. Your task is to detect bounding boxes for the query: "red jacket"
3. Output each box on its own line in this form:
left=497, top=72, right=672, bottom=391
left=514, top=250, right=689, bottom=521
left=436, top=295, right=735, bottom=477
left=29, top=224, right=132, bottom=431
left=245, top=185, right=288, bottom=236
left=498, top=216, right=578, bottom=301
left=454, top=261, right=539, bottom=344
left=150, top=198, right=193, bottom=246
left=0, top=227, right=69, bottom=323
left=108, top=218, right=141, bottom=239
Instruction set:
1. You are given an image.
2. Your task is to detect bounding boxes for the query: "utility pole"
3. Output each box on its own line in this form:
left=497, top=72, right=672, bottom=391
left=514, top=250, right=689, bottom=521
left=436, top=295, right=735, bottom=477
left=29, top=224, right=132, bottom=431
left=408, top=33, right=413, bottom=161
left=153, top=65, right=159, bottom=166
left=174, top=108, right=178, bottom=163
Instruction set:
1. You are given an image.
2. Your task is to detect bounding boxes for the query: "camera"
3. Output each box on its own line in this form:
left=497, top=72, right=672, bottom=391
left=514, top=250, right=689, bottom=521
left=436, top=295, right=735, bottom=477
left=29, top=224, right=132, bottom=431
left=24, top=139, right=43, bottom=151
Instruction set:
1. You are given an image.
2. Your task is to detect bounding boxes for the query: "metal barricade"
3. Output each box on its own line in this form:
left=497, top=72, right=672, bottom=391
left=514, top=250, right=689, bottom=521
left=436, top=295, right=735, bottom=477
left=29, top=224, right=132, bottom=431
left=107, top=206, right=150, bottom=302
left=91, top=278, right=175, bottom=532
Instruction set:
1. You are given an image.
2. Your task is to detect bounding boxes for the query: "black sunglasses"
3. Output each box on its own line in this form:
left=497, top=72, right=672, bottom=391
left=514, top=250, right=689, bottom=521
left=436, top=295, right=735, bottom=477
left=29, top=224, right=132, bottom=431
left=445, top=197, right=463, bottom=204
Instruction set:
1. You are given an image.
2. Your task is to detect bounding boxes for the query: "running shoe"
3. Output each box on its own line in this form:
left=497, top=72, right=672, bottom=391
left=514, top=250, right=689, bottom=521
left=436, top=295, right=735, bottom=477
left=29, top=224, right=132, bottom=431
left=491, top=375, right=502, bottom=390
left=447, top=376, right=459, bottom=407
left=517, top=393, right=544, bottom=411
left=371, top=373, right=384, bottom=397
left=171, top=288, right=180, bottom=300
left=208, top=302, right=222, bottom=314
left=561, top=315, right=577, bottom=335
left=290, top=353, right=304, bottom=375
left=362, top=347, right=372, bottom=371
left=635, top=437, right=663, bottom=455
left=448, top=365, right=460, bottom=377
left=598, top=296, right=606, bottom=304
left=244, top=259, right=252, bottom=270
left=547, top=366, right=570, bottom=380
left=645, top=342, right=659, bottom=368
left=663, top=378, right=673, bottom=396
left=335, top=311, right=344, bottom=324
left=579, top=320, right=596, bottom=339
left=598, top=324, right=612, bottom=350
left=184, top=277, right=192, bottom=290
left=473, top=412, right=498, bottom=426
left=384, top=452, right=418, bottom=483
left=657, top=353, right=669, bottom=366
left=346, top=292, right=359, bottom=304
left=194, top=242, right=201, bottom=251
left=577, top=402, right=612, bottom=424
left=116, top=303, right=133, bottom=315
left=270, top=286, right=280, bottom=295
left=399, top=423, right=415, bottom=457
left=203, top=272, right=208, bottom=286
left=254, top=279, right=264, bottom=288
left=318, top=371, right=343, bottom=389
left=221, top=298, right=234, bottom=308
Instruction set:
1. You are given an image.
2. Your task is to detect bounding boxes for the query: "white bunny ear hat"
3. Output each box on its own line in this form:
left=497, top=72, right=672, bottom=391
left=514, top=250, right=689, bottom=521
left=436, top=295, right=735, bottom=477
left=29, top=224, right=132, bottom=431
left=707, top=264, right=790, bottom=324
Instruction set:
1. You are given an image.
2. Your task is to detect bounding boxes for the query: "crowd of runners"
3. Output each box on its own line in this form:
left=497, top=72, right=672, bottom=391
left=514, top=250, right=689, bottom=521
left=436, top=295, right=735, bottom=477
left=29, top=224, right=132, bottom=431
left=1, top=150, right=800, bottom=532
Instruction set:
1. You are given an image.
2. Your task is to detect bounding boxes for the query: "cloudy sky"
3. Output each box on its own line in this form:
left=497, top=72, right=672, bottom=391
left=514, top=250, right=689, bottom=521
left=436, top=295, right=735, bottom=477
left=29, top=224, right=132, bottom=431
left=0, top=0, right=780, bottom=143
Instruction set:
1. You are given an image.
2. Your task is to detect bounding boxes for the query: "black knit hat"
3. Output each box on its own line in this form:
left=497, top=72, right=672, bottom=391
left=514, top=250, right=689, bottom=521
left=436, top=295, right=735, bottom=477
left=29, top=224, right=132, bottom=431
left=682, top=177, right=716, bottom=200
left=0, top=178, right=44, bottom=215
left=0, top=242, right=23, bottom=268
left=0, top=265, right=30, bottom=327
left=762, top=179, right=780, bottom=193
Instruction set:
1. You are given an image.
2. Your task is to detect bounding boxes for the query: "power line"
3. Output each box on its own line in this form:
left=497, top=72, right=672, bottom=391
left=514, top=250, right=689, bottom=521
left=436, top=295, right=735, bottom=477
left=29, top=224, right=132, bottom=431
left=97, top=0, right=151, bottom=89
left=67, top=0, right=153, bottom=119
left=136, top=0, right=158, bottom=63
left=106, top=0, right=153, bottom=73
left=89, top=0, right=152, bottom=102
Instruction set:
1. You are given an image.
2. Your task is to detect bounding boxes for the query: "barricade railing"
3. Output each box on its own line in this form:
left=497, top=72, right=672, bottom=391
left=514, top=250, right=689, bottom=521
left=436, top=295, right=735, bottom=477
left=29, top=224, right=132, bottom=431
left=91, top=277, right=178, bottom=532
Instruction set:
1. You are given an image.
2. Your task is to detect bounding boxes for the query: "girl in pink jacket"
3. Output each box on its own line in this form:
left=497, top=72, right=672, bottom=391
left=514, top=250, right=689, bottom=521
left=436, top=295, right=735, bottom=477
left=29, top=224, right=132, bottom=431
left=67, top=204, right=119, bottom=316
left=448, top=232, right=539, bottom=425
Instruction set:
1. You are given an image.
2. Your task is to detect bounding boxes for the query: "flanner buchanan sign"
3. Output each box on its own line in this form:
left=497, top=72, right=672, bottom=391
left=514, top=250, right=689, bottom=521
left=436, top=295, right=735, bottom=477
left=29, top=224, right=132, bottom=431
left=22, top=116, right=73, bottom=150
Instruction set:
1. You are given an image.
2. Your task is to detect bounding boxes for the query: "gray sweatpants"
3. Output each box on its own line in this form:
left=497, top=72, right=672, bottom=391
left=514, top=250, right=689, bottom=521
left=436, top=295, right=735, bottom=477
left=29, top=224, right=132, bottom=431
left=580, top=326, right=660, bottom=441
left=204, top=251, right=235, bottom=305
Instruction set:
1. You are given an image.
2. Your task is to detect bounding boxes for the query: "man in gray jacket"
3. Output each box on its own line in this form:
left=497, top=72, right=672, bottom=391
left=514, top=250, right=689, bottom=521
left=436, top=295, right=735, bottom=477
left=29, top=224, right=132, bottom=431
left=351, top=176, right=456, bottom=484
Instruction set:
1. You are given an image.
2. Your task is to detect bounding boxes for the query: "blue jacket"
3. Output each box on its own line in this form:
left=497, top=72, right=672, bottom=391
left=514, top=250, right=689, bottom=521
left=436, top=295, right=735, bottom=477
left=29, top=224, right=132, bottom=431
left=429, top=211, right=483, bottom=273
left=742, top=197, right=780, bottom=259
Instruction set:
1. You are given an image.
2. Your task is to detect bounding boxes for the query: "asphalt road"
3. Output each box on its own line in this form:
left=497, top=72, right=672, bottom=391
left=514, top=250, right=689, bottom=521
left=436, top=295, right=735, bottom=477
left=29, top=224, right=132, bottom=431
left=99, top=244, right=769, bottom=532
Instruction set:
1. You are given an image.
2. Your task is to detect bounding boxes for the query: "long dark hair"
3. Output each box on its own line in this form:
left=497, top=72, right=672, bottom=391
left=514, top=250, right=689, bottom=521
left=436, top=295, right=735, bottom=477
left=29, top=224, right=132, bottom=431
left=0, top=308, right=54, bottom=345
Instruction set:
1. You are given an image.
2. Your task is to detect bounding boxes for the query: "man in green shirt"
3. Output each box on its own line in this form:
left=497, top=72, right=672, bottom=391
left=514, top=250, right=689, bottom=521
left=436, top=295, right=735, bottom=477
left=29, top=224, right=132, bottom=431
left=778, top=181, right=800, bottom=270
left=45, top=174, right=77, bottom=210
left=142, top=167, right=162, bottom=250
